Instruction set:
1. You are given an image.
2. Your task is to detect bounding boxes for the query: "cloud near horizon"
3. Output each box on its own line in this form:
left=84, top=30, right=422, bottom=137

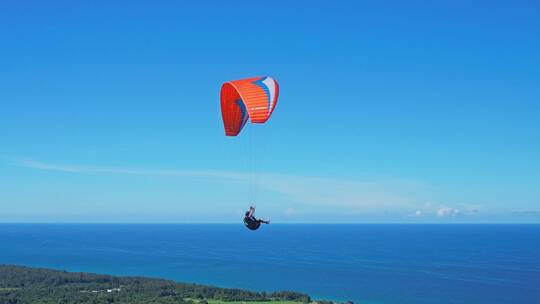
left=11, top=158, right=434, bottom=214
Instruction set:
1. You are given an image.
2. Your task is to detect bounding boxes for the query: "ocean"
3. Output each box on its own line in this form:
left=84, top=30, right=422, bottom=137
left=0, top=224, right=538, bottom=304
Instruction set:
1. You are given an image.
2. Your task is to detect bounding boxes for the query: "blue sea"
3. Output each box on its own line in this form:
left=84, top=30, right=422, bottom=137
left=0, top=224, right=539, bottom=304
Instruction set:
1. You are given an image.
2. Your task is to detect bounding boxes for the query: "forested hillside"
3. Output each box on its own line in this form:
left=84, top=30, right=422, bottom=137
left=0, top=265, right=311, bottom=304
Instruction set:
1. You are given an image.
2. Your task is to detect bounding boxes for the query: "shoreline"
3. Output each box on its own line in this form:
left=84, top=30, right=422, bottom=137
left=0, top=264, right=323, bottom=304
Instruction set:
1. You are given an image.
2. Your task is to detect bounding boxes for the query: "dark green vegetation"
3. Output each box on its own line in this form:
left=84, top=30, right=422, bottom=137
left=0, top=265, right=311, bottom=304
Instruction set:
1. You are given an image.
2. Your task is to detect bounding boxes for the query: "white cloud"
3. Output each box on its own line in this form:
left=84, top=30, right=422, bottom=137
left=12, top=158, right=246, bottom=179
left=405, top=209, right=424, bottom=218
left=413, top=210, right=423, bottom=217
left=11, top=158, right=428, bottom=213
left=404, top=202, right=482, bottom=220
left=260, top=174, right=426, bottom=212
left=436, top=207, right=461, bottom=217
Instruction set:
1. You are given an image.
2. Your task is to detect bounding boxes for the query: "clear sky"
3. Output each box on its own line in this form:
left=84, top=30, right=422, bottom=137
left=1, top=1, right=539, bottom=223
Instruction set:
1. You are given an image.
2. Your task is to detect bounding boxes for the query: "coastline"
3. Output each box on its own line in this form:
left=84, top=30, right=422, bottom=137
left=0, top=264, right=320, bottom=304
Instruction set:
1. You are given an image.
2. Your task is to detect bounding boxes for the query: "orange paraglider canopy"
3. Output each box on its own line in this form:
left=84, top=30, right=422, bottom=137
left=220, top=76, right=279, bottom=136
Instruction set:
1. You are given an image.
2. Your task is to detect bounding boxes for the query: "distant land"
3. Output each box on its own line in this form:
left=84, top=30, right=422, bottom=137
left=0, top=264, right=332, bottom=304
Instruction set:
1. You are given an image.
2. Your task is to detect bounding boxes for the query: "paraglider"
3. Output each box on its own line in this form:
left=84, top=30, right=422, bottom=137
left=243, top=206, right=270, bottom=231
left=220, top=76, right=279, bottom=230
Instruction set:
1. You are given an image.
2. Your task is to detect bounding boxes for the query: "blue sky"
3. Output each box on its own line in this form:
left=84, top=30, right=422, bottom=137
left=1, top=1, right=539, bottom=223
